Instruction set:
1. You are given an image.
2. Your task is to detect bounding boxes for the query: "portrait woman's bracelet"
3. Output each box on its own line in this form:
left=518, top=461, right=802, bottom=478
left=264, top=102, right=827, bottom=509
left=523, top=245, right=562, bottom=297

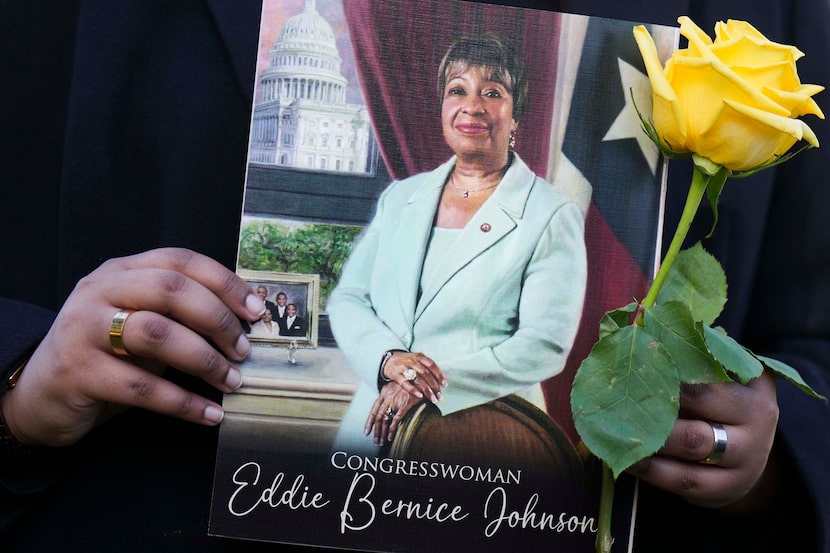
left=378, top=349, right=404, bottom=383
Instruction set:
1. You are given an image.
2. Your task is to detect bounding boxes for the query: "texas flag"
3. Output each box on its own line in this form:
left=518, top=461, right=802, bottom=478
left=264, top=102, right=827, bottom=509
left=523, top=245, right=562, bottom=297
left=543, top=14, right=678, bottom=438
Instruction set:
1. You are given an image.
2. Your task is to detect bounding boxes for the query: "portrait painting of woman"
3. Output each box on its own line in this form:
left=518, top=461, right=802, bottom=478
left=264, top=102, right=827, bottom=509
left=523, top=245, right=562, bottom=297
left=327, top=35, right=588, bottom=460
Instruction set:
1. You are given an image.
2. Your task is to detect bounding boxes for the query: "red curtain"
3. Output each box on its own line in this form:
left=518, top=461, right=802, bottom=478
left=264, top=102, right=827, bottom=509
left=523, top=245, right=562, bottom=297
left=343, top=0, right=560, bottom=179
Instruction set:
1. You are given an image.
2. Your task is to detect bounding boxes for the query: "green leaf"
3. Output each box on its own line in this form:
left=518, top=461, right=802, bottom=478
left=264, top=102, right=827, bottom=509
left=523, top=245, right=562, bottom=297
left=755, top=354, right=827, bottom=401
left=644, top=303, right=729, bottom=384
left=571, top=324, right=679, bottom=478
left=656, top=243, right=726, bottom=325
left=703, top=326, right=763, bottom=384
left=703, top=166, right=728, bottom=238
left=598, top=302, right=638, bottom=339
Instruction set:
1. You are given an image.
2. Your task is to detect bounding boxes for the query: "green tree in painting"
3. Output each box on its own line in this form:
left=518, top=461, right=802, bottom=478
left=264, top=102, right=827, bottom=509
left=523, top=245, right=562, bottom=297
left=238, top=220, right=362, bottom=304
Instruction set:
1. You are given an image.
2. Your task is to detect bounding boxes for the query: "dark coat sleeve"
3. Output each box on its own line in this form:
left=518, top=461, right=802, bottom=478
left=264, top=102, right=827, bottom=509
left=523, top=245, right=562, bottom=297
left=0, top=0, right=270, bottom=546
left=0, top=2, right=80, bottom=529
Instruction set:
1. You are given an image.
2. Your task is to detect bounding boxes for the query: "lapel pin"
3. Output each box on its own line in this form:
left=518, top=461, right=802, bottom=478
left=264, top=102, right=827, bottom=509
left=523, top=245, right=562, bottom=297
left=480, top=223, right=492, bottom=232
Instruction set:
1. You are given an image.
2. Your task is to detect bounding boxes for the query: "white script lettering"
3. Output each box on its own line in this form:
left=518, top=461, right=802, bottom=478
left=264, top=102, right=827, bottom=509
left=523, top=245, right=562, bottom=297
left=483, top=487, right=597, bottom=537
left=340, top=472, right=469, bottom=534
left=228, top=462, right=330, bottom=517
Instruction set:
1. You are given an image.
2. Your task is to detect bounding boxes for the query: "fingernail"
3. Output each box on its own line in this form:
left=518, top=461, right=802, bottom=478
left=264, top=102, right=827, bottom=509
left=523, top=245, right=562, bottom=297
left=235, top=334, right=251, bottom=359
left=204, top=405, right=224, bottom=424
left=224, top=367, right=242, bottom=391
left=246, top=294, right=266, bottom=317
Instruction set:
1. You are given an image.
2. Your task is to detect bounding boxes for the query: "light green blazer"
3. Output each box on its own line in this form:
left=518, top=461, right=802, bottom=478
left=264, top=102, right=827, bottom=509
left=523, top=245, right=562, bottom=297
left=328, top=154, right=587, bottom=453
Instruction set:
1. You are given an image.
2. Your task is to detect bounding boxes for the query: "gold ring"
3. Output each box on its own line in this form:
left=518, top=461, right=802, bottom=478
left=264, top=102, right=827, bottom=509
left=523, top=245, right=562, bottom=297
left=109, top=309, right=135, bottom=356
left=402, top=368, right=417, bottom=382
left=702, top=422, right=728, bottom=464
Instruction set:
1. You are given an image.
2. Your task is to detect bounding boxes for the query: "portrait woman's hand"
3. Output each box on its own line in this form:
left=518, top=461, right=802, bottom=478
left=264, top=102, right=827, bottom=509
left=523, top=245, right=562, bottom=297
left=627, top=370, right=779, bottom=511
left=381, top=351, right=446, bottom=404
left=0, top=248, right=267, bottom=447
left=365, top=382, right=424, bottom=446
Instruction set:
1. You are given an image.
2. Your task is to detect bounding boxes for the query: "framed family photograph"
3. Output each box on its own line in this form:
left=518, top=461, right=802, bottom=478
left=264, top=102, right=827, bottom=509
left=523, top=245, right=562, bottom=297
left=239, top=269, right=320, bottom=348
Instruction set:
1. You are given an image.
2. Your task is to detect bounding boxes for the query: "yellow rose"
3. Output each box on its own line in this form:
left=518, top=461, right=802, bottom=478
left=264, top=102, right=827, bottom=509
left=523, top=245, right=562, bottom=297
left=634, top=16, right=824, bottom=171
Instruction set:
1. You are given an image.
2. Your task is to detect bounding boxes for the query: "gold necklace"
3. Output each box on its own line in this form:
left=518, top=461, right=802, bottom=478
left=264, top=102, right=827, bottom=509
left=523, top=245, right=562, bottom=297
left=449, top=168, right=505, bottom=199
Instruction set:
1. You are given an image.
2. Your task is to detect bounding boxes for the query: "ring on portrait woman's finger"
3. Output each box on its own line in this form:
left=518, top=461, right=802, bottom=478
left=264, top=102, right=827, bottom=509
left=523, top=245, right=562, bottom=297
left=702, top=422, right=728, bottom=464
left=402, top=368, right=417, bottom=382
left=383, top=406, right=396, bottom=421
left=109, top=309, right=136, bottom=356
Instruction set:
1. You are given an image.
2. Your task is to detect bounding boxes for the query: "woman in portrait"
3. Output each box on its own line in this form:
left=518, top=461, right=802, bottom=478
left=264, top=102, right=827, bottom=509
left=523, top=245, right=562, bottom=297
left=249, top=308, right=281, bottom=339
left=327, top=35, right=588, bottom=455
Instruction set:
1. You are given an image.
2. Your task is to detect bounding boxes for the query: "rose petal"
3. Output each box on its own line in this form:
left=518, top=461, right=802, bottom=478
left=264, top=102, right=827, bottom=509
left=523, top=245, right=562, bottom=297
left=763, top=86, right=826, bottom=118
left=633, top=25, right=688, bottom=149
left=716, top=20, right=806, bottom=60
left=730, top=61, right=801, bottom=93
left=702, top=98, right=820, bottom=169
left=678, top=16, right=714, bottom=58
left=711, top=37, right=801, bottom=89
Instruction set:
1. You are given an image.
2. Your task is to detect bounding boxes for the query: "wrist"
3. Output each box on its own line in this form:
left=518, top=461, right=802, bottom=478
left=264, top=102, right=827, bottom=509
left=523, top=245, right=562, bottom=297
left=379, top=350, right=394, bottom=382
left=377, top=349, right=406, bottom=387
left=1, top=355, right=39, bottom=452
left=0, top=392, right=34, bottom=457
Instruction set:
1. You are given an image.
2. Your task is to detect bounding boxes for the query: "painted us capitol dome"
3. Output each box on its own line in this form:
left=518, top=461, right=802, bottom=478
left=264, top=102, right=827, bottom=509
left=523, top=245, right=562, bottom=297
left=278, top=0, right=337, bottom=51
left=262, top=0, right=347, bottom=104
left=249, top=0, right=373, bottom=173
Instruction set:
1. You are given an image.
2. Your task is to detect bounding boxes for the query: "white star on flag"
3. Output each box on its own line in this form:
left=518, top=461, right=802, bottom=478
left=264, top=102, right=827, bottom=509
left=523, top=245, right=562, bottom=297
left=602, top=58, right=661, bottom=175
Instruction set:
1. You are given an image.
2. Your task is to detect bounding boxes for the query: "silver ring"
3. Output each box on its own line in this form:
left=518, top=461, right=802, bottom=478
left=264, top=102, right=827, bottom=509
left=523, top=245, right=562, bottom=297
left=383, top=406, right=395, bottom=421
left=702, top=422, right=728, bottom=464
left=402, top=368, right=417, bottom=382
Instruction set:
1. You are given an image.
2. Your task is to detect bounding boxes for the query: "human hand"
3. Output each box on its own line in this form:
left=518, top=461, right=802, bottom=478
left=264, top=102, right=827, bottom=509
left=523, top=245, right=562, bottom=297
left=382, top=351, right=446, bottom=404
left=365, top=382, right=424, bottom=446
left=627, top=370, right=779, bottom=510
left=0, top=248, right=266, bottom=447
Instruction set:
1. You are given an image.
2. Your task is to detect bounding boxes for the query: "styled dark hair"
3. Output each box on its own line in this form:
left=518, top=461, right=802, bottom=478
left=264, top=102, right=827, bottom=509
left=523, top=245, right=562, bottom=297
left=437, top=35, right=528, bottom=121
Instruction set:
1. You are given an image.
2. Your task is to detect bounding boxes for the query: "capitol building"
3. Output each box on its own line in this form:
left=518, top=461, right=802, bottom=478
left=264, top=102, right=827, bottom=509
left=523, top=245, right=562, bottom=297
left=249, top=0, right=374, bottom=174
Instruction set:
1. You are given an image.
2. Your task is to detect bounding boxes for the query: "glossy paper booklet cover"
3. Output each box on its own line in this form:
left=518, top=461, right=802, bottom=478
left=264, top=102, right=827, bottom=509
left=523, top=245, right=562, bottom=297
left=209, top=1, right=678, bottom=551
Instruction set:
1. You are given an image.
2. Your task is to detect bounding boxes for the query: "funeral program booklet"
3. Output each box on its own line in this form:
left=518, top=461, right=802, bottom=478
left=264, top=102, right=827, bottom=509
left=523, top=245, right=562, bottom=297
left=209, top=1, right=678, bottom=551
